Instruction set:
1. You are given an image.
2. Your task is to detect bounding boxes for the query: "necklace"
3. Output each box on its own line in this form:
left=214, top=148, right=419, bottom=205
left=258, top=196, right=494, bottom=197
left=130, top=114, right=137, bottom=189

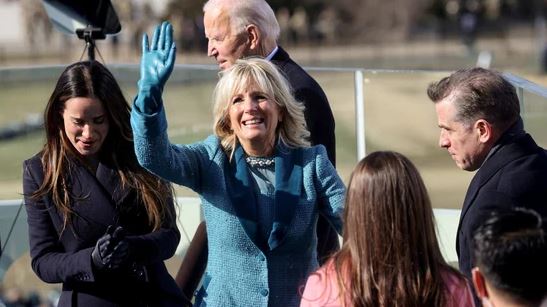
left=245, top=155, right=275, bottom=167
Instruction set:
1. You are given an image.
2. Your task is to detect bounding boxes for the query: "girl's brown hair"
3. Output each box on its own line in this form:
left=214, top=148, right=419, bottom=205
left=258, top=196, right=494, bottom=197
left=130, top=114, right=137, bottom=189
left=332, top=151, right=466, bottom=307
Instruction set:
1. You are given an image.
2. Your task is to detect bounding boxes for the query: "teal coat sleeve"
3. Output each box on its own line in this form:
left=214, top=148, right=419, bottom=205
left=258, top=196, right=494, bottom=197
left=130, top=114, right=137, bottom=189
left=131, top=98, right=222, bottom=193
left=312, top=145, right=345, bottom=234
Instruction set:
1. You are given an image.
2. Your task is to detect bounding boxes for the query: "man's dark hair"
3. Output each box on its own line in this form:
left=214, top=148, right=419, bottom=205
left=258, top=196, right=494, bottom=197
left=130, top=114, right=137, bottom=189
left=427, top=67, right=520, bottom=130
left=473, top=208, right=547, bottom=306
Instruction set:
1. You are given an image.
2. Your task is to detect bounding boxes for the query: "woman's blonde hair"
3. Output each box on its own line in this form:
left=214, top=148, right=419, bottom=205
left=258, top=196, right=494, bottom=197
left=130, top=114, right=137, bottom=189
left=212, top=57, right=310, bottom=157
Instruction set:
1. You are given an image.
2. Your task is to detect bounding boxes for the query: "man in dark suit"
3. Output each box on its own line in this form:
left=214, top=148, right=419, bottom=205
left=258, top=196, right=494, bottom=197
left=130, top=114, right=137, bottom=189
left=175, top=0, right=338, bottom=298
left=427, top=67, right=547, bottom=301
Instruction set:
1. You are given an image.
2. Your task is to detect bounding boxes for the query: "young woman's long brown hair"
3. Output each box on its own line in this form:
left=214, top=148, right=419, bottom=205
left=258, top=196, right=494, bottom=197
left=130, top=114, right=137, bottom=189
left=31, top=61, right=174, bottom=232
left=332, top=151, right=465, bottom=307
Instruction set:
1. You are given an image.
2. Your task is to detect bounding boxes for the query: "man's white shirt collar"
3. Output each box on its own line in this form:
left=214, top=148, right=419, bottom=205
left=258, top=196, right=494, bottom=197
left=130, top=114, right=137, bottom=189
left=265, top=46, right=279, bottom=61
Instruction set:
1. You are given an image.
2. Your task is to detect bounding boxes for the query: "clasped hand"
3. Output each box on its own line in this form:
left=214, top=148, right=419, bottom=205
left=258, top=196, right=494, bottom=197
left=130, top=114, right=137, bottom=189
left=92, top=225, right=131, bottom=271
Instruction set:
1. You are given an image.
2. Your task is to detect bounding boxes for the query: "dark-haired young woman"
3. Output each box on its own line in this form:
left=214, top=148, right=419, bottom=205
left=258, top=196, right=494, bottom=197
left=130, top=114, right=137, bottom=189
left=22, top=61, right=187, bottom=306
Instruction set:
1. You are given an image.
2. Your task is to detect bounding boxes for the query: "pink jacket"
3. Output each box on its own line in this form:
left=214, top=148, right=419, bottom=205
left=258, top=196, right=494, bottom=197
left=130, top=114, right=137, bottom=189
left=300, top=262, right=476, bottom=307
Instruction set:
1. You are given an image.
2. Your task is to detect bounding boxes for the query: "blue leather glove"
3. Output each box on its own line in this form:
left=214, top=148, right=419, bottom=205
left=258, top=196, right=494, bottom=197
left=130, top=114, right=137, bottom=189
left=135, top=21, right=177, bottom=114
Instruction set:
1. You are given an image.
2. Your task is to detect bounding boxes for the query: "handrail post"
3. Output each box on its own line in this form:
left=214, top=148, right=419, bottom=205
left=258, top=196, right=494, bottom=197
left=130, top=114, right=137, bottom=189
left=354, top=70, right=366, bottom=160
left=517, top=86, right=525, bottom=112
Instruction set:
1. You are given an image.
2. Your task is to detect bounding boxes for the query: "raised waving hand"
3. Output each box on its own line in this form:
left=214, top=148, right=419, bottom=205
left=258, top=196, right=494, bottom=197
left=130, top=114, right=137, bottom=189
left=136, top=21, right=176, bottom=113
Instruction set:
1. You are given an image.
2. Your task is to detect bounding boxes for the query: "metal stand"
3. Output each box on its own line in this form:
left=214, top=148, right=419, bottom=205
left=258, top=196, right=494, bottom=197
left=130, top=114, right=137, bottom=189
left=76, top=26, right=106, bottom=61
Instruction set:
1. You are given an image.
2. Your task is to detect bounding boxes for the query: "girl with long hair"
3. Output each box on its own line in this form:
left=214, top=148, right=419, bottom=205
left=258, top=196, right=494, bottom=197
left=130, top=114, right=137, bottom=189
left=300, top=151, right=475, bottom=307
left=23, top=61, right=187, bottom=306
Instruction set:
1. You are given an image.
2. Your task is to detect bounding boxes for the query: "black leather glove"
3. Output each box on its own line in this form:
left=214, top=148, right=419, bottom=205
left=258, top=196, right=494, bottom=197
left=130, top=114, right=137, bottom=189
left=92, top=226, right=130, bottom=271
left=91, top=225, right=115, bottom=271
left=106, top=226, right=131, bottom=270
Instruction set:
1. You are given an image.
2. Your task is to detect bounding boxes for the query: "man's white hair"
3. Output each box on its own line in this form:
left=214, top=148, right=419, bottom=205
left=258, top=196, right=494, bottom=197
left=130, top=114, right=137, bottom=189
left=203, top=0, right=280, bottom=44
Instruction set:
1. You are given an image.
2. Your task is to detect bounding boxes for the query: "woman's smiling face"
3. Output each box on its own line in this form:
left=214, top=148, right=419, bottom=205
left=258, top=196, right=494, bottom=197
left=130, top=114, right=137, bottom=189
left=228, top=83, right=282, bottom=156
left=62, top=97, right=109, bottom=159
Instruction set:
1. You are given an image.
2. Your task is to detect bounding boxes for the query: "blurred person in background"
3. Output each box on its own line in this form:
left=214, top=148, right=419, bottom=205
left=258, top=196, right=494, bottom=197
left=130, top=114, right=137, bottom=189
left=472, top=208, right=547, bottom=307
left=131, top=22, right=345, bottom=306
left=22, top=61, right=187, bottom=306
left=458, top=0, right=481, bottom=55
left=427, top=67, right=547, bottom=303
left=300, top=151, right=475, bottom=307
left=175, top=0, right=340, bottom=298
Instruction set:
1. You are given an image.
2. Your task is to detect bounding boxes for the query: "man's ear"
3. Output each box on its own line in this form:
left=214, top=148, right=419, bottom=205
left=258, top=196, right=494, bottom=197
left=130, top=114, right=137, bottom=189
left=475, top=119, right=493, bottom=143
left=246, top=24, right=260, bottom=50
left=472, top=267, right=489, bottom=299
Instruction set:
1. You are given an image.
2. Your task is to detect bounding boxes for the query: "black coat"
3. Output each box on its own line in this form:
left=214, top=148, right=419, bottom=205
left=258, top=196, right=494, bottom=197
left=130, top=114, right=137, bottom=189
left=271, top=46, right=336, bottom=166
left=23, top=154, right=187, bottom=306
left=457, top=133, right=547, bottom=278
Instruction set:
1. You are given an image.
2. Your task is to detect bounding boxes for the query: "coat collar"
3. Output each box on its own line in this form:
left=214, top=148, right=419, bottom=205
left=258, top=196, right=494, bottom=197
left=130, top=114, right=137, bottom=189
left=456, top=133, right=539, bottom=255
left=71, top=158, right=131, bottom=207
left=95, top=161, right=131, bottom=205
left=270, top=46, right=290, bottom=67
left=62, top=157, right=127, bottom=232
left=224, top=142, right=303, bottom=251
left=460, top=133, right=537, bottom=216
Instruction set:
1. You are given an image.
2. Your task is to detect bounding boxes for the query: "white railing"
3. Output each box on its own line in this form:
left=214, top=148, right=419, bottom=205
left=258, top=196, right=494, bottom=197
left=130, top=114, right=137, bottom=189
left=0, top=198, right=461, bottom=281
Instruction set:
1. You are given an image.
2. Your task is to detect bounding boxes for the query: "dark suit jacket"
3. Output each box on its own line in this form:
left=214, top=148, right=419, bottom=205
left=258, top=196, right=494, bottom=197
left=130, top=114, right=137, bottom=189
left=457, top=133, right=547, bottom=279
left=271, top=46, right=336, bottom=165
left=23, top=154, right=187, bottom=307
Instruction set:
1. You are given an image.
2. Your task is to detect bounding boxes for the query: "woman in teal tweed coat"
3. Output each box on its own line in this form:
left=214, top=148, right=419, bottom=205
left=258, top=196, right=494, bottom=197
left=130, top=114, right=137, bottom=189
left=130, top=22, right=345, bottom=307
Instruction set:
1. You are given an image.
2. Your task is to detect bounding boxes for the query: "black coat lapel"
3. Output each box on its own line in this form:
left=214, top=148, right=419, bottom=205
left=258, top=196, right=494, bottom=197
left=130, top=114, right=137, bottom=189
left=270, top=46, right=290, bottom=70
left=95, top=161, right=151, bottom=235
left=95, top=161, right=131, bottom=206
left=456, top=134, right=539, bottom=254
left=460, top=134, right=537, bottom=220
left=63, top=160, right=118, bottom=235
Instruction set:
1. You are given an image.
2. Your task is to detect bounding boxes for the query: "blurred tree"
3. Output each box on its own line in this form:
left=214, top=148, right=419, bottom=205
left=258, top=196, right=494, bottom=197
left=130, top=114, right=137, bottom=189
left=165, top=0, right=204, bottom=18
left=334, top=0, right=431, bottom=42
left=271, top=0, right=331, bottom=44
left=165, top=0, right=208, bottom=52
